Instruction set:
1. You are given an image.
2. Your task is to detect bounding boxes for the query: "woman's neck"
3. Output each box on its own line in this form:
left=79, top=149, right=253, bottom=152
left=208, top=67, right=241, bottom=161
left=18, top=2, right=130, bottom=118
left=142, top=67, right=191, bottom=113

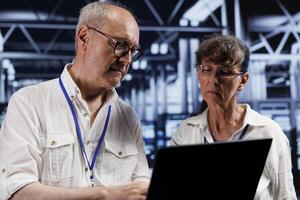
left=207, top=103, right=246, bottom=141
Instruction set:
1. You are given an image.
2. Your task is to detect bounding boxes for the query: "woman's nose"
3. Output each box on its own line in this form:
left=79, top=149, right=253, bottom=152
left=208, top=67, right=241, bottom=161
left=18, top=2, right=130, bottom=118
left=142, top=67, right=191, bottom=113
left=213, top=75, right=222, bottom=85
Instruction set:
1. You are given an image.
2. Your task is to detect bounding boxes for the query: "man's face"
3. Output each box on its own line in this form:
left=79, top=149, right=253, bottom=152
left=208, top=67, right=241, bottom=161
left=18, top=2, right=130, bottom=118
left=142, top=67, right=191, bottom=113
left=79, top=6, right=140, bottom=90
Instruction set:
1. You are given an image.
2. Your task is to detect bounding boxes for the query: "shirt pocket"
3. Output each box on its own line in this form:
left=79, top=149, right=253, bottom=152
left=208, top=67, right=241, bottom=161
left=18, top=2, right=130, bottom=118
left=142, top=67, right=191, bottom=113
left=99, top=140, right=138, bottom=185
left=41, top=134, right=75, bottom=184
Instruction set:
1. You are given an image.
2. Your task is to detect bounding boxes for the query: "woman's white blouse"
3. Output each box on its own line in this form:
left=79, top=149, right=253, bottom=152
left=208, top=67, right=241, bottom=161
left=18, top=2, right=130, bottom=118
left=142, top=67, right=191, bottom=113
left=171, top=104, right=297, bottom=200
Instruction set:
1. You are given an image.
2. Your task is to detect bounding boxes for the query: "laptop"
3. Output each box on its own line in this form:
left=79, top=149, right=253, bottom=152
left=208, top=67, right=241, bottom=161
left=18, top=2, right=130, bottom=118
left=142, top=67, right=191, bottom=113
left=146, top=139, right=272, bottom=200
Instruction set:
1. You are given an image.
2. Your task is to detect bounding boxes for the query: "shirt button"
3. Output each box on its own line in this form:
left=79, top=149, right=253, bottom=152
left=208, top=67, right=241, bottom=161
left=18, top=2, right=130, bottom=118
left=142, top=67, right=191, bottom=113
left=84, top=167, right=88, bottom=172
left=83, top=112, right=88, bottom=117
left=87, top=141, right=90, bottom=145
left=2, top=169, right=6, bottom=173
left=118, top=151, right=123, bottom=156
left=70, top=95, right=75, bottom=100
left=51, top=140, right=56, bottom=146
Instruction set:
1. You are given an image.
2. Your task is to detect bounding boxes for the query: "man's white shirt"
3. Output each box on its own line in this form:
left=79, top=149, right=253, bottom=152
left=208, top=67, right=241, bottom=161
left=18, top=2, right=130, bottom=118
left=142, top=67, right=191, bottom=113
left=0, top=64, right=149, bottom=200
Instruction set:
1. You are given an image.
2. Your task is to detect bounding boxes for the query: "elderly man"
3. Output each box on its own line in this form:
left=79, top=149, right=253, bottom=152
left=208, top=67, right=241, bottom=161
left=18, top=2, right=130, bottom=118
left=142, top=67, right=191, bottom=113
left=0, top=1, right=149, bottom=199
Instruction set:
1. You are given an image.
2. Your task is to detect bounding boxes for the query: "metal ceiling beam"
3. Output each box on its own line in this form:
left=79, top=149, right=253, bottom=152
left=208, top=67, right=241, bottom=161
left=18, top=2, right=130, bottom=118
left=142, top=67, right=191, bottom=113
left=143, top=0, right=164, bottom=25
left=205, top=0, right=221, bottom=26
left=44, top=29, right=62, bottom=54
left=276, top=0, right=300, bottom=42
left=2, top=25, right=15, bottom=44
left=0, top=1, right=225, bottom=62
left=47, top=0, right=64, bottom=21
left=0, top=51, right=180, bottom=62
left=0, top=23, right=76, bottom=29
left=19, top=25, right=41, bottom=53
left=275, top=30, right=290, bottom=54
left=249, top=2, right=300, bottom=56
left=3, top=42, right=74, bottom=51
left=251, top=54, right=300, bottom=61
left=0, top=22, right=223, bottom=32
left=140, top=26, right=222, bottom=32
left=258, top=33, right=274, bottom=54
left=167, top=0, right=185, bottom=24
left=0, top=52, right=74, bottom=60
left=250, top=26, right=300, bottom=32
left=23, top=0, right=42, bottom=21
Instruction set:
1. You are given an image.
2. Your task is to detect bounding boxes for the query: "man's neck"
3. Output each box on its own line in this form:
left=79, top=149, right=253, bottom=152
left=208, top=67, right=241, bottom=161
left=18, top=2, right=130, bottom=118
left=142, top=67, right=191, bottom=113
left=86, top=92, right=108, bottom=125
left=69, top=63, right=109, bottom=124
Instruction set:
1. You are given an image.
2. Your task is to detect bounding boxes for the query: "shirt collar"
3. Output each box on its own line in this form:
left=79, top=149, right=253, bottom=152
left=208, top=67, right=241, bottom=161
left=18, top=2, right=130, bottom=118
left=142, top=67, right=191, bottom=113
left=186, top=104, right=268, bottom=129
left=242, top=104, right=268, bottom=127
left=60, top=63, right=119, bottom=107
left=186, top=109, right=208, bottom=128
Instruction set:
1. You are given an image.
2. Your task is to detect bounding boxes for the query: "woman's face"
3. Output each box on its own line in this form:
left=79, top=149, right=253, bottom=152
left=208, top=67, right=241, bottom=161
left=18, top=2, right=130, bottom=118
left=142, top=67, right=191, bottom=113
left=197, top=58, right=248, bottom=107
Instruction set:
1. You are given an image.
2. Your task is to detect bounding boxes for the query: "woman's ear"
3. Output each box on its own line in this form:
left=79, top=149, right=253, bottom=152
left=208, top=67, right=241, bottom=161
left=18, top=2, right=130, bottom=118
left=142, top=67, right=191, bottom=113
left=238, top=72, right=249, bottom=91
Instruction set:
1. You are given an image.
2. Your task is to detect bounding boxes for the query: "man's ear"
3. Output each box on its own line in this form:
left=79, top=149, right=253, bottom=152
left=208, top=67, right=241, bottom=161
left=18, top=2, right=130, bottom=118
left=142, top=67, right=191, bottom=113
left=77, top=26, right=89, bottom=51
left=238, top=72, right=249, bottom=91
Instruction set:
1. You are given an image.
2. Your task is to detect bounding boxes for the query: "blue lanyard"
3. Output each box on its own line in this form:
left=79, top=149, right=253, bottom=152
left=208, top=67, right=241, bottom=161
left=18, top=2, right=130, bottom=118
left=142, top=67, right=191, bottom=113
left=59, top=78, right=111, bottom=186
left=204, top=124, right=249, bottom=144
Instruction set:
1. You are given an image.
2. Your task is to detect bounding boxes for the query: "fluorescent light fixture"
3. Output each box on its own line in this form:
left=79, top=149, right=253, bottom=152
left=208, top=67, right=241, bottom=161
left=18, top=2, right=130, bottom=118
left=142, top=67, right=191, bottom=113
left=160, top=43, right=168, bottom=54
left=181, top=0, right=223, bottom=23
left=132, top=61, right=139, bottom=70
left=124, top=73, right=132, bottom=81
left=190, top=19, right=200, bottom=27
left=2, top=59, right=15, bottom=81
left=272, top=77, right=285, bottom=84
left=0, top=11, right=64, bottom=21
left=151, top=43, right=159, bottom=54
left=179, top=18, right=189, bottom=26
left=140, top=60, right=148, bottom=70
left=0, top=30, right=3, bottom=52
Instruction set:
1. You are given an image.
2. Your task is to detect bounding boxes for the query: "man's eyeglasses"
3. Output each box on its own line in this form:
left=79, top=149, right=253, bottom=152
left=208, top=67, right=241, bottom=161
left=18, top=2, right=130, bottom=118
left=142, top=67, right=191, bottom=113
left=195, top=64, right=246, bottom=79
left=87, top=26, right=143, bottom=62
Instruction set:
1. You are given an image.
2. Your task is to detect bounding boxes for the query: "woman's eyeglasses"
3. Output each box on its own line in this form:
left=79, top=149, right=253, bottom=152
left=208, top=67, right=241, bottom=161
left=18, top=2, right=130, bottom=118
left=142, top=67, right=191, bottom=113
left=87, top=26, right=143, bottom=62
left=195, top=64, right=246, bottom=79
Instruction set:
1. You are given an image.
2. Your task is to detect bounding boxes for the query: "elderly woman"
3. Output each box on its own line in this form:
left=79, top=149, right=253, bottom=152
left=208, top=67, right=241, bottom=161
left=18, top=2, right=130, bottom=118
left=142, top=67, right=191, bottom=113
left=171, top=34, right=297, bottom=199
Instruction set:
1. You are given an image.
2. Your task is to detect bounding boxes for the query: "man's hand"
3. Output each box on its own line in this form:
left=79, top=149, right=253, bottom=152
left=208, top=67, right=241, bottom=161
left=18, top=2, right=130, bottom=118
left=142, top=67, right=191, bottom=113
left=105, top=181, right=149, bottom=200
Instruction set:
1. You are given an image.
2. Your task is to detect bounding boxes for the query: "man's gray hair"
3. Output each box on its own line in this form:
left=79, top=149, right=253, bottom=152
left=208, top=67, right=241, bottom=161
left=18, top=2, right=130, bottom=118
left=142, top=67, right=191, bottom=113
left=76, top=1, right=134, bottom=32
left=74, top=1, right=134, bottom=51
left=76, top=1, right=109, bottom=34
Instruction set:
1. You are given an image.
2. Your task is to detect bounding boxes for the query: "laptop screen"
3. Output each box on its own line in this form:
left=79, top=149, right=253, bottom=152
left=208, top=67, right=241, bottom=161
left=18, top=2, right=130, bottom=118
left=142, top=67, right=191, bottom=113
left=147, top=139, right=272, bottom=200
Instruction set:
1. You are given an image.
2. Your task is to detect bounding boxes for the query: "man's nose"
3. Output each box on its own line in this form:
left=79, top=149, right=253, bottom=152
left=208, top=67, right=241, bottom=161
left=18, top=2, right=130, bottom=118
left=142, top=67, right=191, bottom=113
left=119, top=51, right=132, bottom=65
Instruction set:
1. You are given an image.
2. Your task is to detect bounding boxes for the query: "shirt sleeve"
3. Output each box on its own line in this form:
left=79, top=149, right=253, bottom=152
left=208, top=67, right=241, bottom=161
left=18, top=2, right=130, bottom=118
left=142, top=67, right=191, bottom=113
left=170, top=122, right=184, bottom=146
left=275, top=136, right=297, bottom=200
left=0, top=91, right=42, bottom=200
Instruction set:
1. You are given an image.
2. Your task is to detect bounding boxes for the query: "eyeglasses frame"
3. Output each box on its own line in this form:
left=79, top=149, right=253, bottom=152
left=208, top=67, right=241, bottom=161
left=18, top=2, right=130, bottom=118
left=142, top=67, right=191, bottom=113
left=87, top=26, right=143, bottom=62
left=195, top=64, right=246, bottom=79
